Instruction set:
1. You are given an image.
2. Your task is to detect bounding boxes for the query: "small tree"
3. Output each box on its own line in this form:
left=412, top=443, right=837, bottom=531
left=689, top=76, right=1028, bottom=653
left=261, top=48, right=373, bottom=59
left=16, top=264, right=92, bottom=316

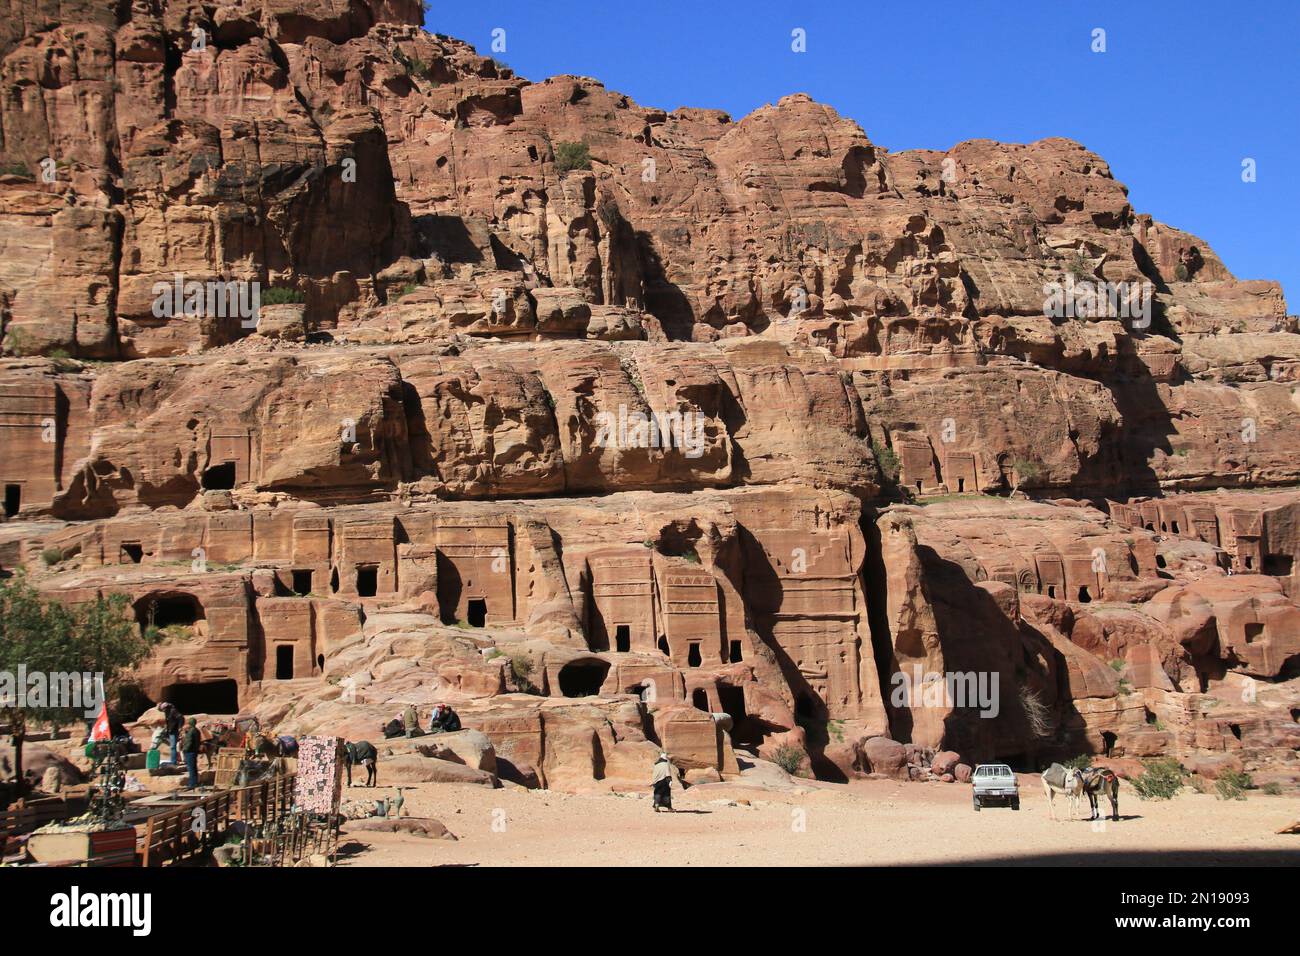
left=871, top=441, right=900, bottom=484
left=509, top=654, right=538, bottom=694
left=1215, top=770, right=1252, bottom=801
left=770, top=744, right=806, bottom=776
left=554, top=141, right=591, bottom=172
left=1131, top=757, right=1185, bottom=800
left=0, top=573, right=158, bottom=795
left=1009, top=457, right=1041, bottom=495
left=1065, top=250, right=1093, bottom=282
left=260, top=287, right=304, bottom=305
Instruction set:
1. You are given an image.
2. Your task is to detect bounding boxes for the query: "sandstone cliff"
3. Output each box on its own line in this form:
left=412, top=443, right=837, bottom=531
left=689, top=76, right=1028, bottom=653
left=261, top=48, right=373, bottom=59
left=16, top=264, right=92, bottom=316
left=1, top=1, right=1297, bottom=791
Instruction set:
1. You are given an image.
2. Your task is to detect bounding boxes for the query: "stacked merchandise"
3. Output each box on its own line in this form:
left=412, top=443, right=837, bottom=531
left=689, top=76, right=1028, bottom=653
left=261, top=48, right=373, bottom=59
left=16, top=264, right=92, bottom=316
left=294, top=736, right=344, bottom=814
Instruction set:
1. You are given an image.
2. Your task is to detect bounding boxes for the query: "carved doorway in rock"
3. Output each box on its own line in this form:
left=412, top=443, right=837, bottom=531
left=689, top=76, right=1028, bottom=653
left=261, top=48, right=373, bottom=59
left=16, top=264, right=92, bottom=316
left=276, top=645, right=294, bottom=680
left=467, top=598, right=487, bottom=627
left=356, top=564, right=378, bottom=597
left=3, top=483, right=19, bottom=517
left=201, top=461, right=236, bottom=490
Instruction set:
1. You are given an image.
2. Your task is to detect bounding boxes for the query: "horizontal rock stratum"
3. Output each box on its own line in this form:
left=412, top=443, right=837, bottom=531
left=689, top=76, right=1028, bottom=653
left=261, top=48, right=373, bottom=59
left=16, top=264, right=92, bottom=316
left=1, top=1, right=1297, bottom=792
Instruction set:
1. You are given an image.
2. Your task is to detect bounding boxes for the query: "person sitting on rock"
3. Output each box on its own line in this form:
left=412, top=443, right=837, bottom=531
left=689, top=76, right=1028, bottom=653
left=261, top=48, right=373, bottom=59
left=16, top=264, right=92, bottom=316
left=428, top=704, right=461, bottom=734
left=345, top=740, right=378, bottom=787
left=382, top=715, right=405, bottom=739
left=403, top=703, right=424, bottom=738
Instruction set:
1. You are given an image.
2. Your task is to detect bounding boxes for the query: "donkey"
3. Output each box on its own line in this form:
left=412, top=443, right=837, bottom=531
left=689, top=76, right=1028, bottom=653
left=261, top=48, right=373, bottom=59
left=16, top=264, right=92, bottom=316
left=1080, top=766, right=1120, bottom=821
left=197, top=722, right=240, bottom=770
left=1041, top=763, right=1083, bottom=820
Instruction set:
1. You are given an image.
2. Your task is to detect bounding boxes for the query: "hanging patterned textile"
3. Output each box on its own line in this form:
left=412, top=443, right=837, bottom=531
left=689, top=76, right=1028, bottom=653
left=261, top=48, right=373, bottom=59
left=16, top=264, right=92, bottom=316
left=294, top=736, right=344, bottom=814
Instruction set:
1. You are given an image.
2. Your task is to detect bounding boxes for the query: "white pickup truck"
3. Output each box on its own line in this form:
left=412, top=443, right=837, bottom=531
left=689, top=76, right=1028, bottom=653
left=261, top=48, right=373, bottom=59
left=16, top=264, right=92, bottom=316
left=972, top=763, right=1020, bottom=810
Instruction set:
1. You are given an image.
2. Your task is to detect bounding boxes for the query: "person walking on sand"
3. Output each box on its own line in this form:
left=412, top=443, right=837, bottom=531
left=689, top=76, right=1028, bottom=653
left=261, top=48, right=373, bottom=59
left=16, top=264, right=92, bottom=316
left=652, top=752, right=675, bottom=812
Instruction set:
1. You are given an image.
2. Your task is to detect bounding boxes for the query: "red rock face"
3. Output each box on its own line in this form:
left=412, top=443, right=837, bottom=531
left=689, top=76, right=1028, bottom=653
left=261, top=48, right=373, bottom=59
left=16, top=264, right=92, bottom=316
left=1, top=2, right=1297, bottom=790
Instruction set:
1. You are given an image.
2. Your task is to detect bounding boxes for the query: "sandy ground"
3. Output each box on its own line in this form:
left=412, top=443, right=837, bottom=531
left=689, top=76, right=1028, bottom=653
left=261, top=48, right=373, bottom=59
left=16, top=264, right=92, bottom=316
left=335, top=774, right=1300, bottom=867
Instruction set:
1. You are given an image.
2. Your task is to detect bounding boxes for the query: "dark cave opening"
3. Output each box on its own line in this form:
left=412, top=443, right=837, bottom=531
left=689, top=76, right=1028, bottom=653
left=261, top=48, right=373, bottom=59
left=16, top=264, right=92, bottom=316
left=558, top=659, right=610, bottom=698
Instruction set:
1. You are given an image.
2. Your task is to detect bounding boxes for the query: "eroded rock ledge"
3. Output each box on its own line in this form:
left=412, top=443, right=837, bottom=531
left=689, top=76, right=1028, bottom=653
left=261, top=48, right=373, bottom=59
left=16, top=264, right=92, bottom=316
left=1, top=1, right=1297, bottom=791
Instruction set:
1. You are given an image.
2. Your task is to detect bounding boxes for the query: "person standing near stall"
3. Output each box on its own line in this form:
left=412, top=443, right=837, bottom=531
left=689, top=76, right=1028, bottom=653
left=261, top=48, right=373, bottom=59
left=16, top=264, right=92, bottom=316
left=180, top=717, right=202, bottom=790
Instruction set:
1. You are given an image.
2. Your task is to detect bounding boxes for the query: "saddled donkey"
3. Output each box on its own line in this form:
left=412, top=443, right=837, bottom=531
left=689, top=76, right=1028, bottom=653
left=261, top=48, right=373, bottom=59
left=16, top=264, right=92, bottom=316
left=1041, top=763, right=1084, bottom=820
left=197, top=722, right=241, bottom=770
left=1080, top=766, right=1120, bottom=821
left=246, top=731, right=297, bottom=760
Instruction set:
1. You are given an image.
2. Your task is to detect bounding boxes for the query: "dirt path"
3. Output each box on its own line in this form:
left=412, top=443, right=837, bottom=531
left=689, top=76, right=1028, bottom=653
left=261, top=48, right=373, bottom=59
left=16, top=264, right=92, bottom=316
left=336, top=775, right=1300, bottom=867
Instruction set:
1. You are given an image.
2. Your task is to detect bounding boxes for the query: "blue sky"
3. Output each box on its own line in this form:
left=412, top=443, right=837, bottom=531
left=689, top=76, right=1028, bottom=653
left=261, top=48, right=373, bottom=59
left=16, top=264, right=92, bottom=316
left=427, top=1, right=1299, bottom=312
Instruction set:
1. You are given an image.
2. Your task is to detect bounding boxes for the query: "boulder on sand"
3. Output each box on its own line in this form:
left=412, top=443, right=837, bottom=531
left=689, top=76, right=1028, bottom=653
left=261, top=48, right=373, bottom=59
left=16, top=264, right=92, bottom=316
left=415, top=729, right=497, bottom=772
left=346, top=817, right=457, bottom=840
left=862, top=737, right=908, bottom=780
left=931, top=750, right=961, bottom=776
left=382, top=754, right=500, bottom=787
